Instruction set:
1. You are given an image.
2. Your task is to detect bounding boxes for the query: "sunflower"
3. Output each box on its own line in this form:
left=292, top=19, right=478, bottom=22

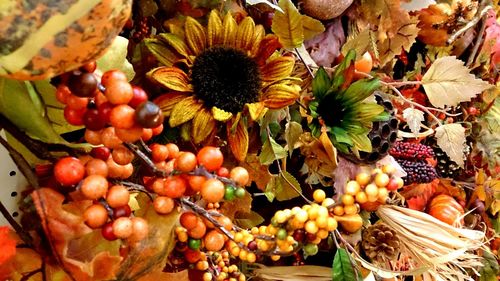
left=147, top=10, right=301, bottom=161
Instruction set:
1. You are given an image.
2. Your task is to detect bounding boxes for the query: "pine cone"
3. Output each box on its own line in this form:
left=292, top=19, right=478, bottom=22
left=362, top=223, right=400, bottom=262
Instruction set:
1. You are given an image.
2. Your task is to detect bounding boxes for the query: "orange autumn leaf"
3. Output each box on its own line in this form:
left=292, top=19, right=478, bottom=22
left=31, top=188, right=122, bottom=281
left=400, top=179, right=438, bottom=211
left=0, top=226, right=16, bottom=265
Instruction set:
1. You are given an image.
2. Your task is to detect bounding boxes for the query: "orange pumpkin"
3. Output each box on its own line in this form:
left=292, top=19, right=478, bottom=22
left=0, top=0, right=132, bottom=80
left=428, top=194, right=465, bottom=226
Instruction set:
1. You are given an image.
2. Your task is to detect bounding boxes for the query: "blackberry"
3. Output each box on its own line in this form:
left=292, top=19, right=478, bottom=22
left=343, top=93, right=399, bottom=163
left=389, top=141, right=434, bottom=160
left=397, top=159, right=437, bottom=185
left=434, top=147, right=462, bottom=178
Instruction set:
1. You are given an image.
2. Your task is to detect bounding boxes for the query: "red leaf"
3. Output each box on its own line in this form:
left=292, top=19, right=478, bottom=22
left=400, top=179, right=438, bottom=211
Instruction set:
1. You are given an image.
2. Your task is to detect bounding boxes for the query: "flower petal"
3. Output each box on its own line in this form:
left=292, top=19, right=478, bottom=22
left=211, top=107, right=233, bottom=121
left=207, top=10, right=223, bottom=47
left=192, top=108, right=216, bottom=144
left=227, top=116, right=249, bottom=162
left=185, top=17, right=206, bottom=55
left=250, top=25, right=265, bottom=57
left=144, top=38, right=178, bottom=67
left=254, top=35, right=283, bottom=66
left=154, top=93, right=190, bottom=117
left=169, top=96, right=203, bottom=127
left=235, top=17, right=255, bottom=52
left=260, top=56, right=295, bottom=82
left=222, top=12, right=237, bottom=47
left=262, top=83, right=301, bottom=109
left=147, top=67, right=193, bottom=92
left=246, top=102, right=268, bottom=121
left=159, top=33, right=191, bottom=59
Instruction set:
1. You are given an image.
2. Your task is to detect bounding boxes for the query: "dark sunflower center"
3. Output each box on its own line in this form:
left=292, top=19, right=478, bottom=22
left=191, top=47, right=261, bottom=113
left=316, top=94, right=347, bottom=128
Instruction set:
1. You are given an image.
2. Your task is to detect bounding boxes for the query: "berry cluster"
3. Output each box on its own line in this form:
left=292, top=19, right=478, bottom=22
left=389, top=141, right=435, bottom=160
left=396, top=159, right=438, bottom=184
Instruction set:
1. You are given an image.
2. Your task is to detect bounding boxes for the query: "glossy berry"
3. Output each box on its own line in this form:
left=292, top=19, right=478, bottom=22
left=153, top=196, right=175, bottom=214
left=197, top=146, right=223, bottom=171
left=188, top=238, right=201, bottom=250
left=224, top=185, right=236, bottom=201
left=229, top=167, right=249, bottom=186
left=81, top=175, right=108, bottom=200
left=113, top=204, right=132, bottom=219
left=83, top=204, right=108, bottom=228
left=64, top=106, right=85, bottom=126
left=83, top=108, right=106, bottom=131
left=54, top=157, right=85, bottom=186
left=102, top=222, right=118, bottom=241
left=91, top=147, right=111, bottom=161
left=235, top=187, right=246, bottom=198
left=112, top=217, right=133, bottom=239
left=68, top=72, right=98, bottom=97
left=135, top=101, right=163, bottom=128
left=101, top=70, right=128, bottom=87
left=106, top=185, right=130, bottom=208
left=129, top=86, right=149, bottom=108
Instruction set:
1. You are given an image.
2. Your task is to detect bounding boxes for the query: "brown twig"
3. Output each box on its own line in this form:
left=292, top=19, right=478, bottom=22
left=0, top=200, right=33, bottom=246
left=466, top=12, right=488, bottom=67
left=447, top=5, right=493, bottom=45
left=124, top=142, right=168, bottom=177
left=294, top=48, right=314, bottom=78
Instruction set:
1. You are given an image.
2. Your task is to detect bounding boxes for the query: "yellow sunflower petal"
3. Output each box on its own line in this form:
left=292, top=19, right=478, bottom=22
left=185, top=17, right=206, bottom=55
left=235, top=17, right=255, bottom=52
left=207, top=10, right=223, bottom=47
left=159, top=33, right=191, bottom=59
left=154, top=93, right=190, bottom=117
left=250, top=25, right=265, bottom=57
left=169, top=96, right=204, bottom=127
left=260, top=56, right=295, bottom=82
left=222, top=12, right=237, bottom=47
left=227, top=116, right=249, bottom=162
left=262, top=83, right=301, bottom=109
left=147, top=67, right=193, bottom=92
left=211, top=107, right=233, bottom=121
left=246, top=102, right=268, bottom=121
left=254, top=35, right=283, bottom=66
left=192, top=108, right=216, bottom=144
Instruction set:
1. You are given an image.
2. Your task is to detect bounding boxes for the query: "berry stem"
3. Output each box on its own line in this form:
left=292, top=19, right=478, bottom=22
left=119, top=181, right=154, bottom=201
left=124, top=142, right=168, bottom=177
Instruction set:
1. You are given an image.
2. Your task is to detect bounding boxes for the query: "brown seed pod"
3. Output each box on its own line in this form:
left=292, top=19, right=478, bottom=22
left=299, top=0, right=353, bottom=20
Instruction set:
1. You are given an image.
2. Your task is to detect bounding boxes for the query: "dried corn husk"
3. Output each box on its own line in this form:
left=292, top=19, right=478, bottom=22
left=252, top=265, right=331, bottom=281
left=374, top=205, right=486, bottom=281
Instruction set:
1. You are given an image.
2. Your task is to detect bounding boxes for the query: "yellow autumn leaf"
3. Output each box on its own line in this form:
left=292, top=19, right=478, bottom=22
left=271, top=0, right=304, bottom=49
left=302, top=15, right=325, bottom=41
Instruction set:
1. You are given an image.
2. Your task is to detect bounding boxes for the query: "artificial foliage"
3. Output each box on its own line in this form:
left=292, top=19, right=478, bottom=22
left=0, top=0, right=499, bottom=281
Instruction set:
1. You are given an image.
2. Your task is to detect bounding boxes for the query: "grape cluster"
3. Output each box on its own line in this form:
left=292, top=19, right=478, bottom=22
left=396, top=159, right=438, bottom=184
left=389, top=141, right=435, bottom=160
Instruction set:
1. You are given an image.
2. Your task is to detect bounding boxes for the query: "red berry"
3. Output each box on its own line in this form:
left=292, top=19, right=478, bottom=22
left=64, top=106, right=86, bottom=126
left=196, top=146, right=223, bottom=172
left=129, top=86, right=149, bottom=108
left=54, top=157, right=85, bottom=186
left=102, top=222, right=118, bottom=241
left=91, top=147, right=111, bottom=161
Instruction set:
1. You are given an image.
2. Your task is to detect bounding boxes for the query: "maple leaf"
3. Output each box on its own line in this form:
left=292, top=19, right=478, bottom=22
left=356, top=0, right=419, bottom=65
left=417, top=4, right=452, bottom=46
left=421, top=56, right=493, bottom=108
left=32, top=188, right=122, bottom=281
left=400, top=180, right=438, bottom=211
left=239, top=154, right=273, bottom=191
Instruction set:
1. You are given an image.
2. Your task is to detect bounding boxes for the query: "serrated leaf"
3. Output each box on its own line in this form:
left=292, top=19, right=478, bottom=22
left=301, top=15, right=325, bottom=41
left=271, top=0, right=303, bottom=49
left=234, top=211, right=265, bottom=228
left=403, top=107, right=425, bottom=136
left=435, top=124, right=466, bottom=168
left=332, top=248, right=359, bottom=281
left=245, top=0, right=283, bottom=13
left=97, top=36, right=135, bottom=80
left=285, top=121, right=302, bottom=151
left=260, top=136, right=287, bottom=165
left=422, top=56, right=493, bottom=108
left=265, top=172, right=302, bottom=201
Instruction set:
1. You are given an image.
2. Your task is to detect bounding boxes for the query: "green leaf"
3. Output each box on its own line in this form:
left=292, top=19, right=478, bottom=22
left=331, top=50, right=356, bottom=91
left=271, top=0, right=304, bottom=49
left=235, top=211, right=265, bottom=228
left=285, top=121, right=303, bottom=151
left=0, top=78, right=67, bottom=144
left=97, top=36, right=135, bottom=80
left=341, top=78, right=380, bottom=106
left=332, top=248, right=359, bottom=281
left=332, top=127, right=353, bottom=146
left=312, top=67, right=332, bottom=100
left=260, top=136, right=287, bottom=165
left=480, top=250, right=499, bottom=281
